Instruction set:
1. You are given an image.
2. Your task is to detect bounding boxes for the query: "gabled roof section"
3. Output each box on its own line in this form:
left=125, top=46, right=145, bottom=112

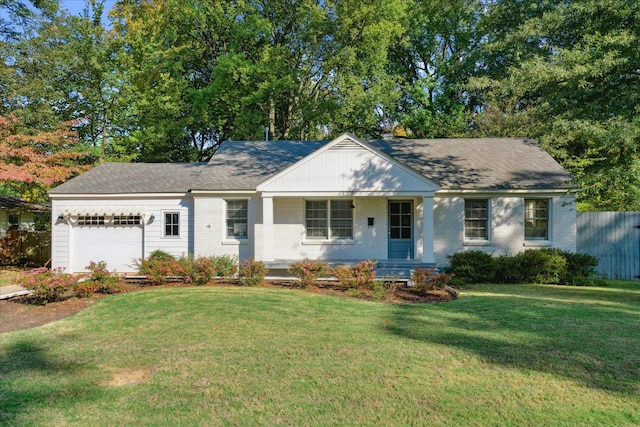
left=258, top=133, right=440, bottom=193
left=369, top=138, right=576, bottom=190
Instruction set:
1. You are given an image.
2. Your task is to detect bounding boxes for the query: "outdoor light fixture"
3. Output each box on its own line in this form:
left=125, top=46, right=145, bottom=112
left=149, top=213, right=155, bottom=222
left=57, top=214, right=64, bottom=221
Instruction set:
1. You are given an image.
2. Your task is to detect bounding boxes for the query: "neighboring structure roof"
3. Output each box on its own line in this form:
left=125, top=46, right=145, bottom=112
left=369, top=138, right=575, bottom=190
left=0, top=196, right=49, bottom=211
left=49, top=136, right=575, bottom=194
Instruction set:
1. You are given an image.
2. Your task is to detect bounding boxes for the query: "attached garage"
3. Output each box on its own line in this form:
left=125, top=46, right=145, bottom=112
left=67, top=210, right=144, bottom=273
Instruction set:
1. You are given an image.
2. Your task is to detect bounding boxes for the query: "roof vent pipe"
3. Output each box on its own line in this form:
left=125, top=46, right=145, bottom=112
left=265, top=127, right=269, bottom=141
left=383, top=132, right=393, bottom=141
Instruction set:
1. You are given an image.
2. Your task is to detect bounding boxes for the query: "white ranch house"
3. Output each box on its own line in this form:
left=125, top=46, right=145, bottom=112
left=49, top=134, right=578, bottom=274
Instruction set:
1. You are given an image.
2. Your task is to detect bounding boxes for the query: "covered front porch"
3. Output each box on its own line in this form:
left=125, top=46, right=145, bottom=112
left=255, top=195, right=437, bottom=268
left=253, top=133, right=441, bottom=269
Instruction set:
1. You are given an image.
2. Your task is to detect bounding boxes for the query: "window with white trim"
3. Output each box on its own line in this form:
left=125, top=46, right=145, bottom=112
left=524, top=199, right=549, bottom=240
left=305, top=200, right=353, bottom=240
left=464, top=199, right=489, bottom=240
left=226, top=200, right=248, bottom=239
left=164, top=212, right=180, bottom=237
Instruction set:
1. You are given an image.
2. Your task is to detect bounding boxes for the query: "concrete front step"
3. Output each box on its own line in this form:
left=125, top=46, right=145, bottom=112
left=263, top=259, right=437, bottom=280
left=375, top=262, right=437, bottom=279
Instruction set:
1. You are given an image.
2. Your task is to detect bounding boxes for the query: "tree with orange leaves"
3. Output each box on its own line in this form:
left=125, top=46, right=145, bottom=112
left=0, top=115, right=97, bottom=202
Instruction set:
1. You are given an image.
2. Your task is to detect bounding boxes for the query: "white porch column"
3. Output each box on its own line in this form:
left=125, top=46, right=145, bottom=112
left=262, top=195, right=274, bottom=262
left=422, top=195, right=435, bottom=263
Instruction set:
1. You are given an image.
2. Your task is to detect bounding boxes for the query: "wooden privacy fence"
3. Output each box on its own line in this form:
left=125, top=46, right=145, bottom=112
left=577, top=212, right=640, bottom=280
left=0, top=230, right=51, bottom=267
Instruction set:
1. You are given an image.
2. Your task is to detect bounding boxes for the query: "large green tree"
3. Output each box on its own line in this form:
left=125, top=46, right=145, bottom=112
left=470, top=0, right=640, bottom=211
left=390, top=0, right=484, bottom=138
left=109, top=0, right=408, bottom=161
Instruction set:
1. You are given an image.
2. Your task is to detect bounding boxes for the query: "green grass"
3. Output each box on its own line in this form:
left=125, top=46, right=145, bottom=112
left=1, top=281, right=639, bottom=426
left=0, top=270, right=20, bottom=287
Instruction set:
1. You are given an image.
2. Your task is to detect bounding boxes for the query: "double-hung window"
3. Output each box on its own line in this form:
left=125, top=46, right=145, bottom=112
left=524, top=199, right=549, bottom=240
left=305, top=200, right=353, bottom=240
left=226, top=200, right=248, bottom=239
left=464, top=199, right=489, bottom=240
left=164, top=212, right=180, bottom=237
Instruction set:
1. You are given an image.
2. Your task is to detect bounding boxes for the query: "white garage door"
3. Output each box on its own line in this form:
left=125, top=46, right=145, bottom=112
left=72, top=223, right=143, bottom=273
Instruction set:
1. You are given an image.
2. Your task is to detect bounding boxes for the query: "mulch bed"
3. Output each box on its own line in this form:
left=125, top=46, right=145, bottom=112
left=0, top=281, right=455, bottom=334
left=0, top=295, right=104, bottom=334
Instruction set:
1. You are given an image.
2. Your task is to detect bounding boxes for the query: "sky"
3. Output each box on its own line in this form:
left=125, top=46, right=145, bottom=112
left=59, top=0, right=118, bottom=26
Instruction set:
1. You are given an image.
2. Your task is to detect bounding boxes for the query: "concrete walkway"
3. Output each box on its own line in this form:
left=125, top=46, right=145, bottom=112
left=0, top=285, right=31, bottom=300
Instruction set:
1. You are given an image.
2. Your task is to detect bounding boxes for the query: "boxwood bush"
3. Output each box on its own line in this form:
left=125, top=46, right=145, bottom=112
left=447, top=249, right=598, bottom=286
left=446, top=250, right=496, bottom=284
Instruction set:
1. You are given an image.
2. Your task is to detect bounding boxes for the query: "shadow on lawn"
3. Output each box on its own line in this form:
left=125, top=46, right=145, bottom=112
left=385, top=284, right=640, bottom=395
left=0, top=338, right=92, bottom=424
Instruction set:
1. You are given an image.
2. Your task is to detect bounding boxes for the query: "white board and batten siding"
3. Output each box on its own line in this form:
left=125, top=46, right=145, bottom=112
left=433, top=194, right=577, bottom=267
left=51, top=197, right=193, bottom=273
left=258, top=139, right=439, bottom=195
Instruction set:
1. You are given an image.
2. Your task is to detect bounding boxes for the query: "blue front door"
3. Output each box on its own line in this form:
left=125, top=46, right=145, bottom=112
left=388, top=201, right=413, bottom=259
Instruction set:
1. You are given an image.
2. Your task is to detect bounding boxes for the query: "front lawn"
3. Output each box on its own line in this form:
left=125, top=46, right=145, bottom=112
left=0, top=269, right=20, bottom=287
left=1, top=281, right=639, bottom=425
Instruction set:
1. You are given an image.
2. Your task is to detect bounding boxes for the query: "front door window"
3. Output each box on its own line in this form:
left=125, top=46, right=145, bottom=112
left=388, top=201, right=413, bottom=259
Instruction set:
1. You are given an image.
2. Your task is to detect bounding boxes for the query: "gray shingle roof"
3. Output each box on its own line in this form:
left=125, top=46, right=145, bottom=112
left=49, top=163, right=209, bottom=194
left=369, top=138, right=575, bottom=190
left=0, top=196, right=49, bottom=210
left=50, top=137, right=575, bottom=194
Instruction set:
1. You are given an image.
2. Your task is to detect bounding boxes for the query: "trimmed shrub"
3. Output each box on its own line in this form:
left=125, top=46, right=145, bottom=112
left=148, top=250, right=175, bottom=261
left=137, top=254, right=238, bottom=285
left=493, top=255, right=523, bottom=284
left=446, top=251, right=496, bottom=284
left=17, top=267, right=78, bottom=304
left=190, top=257, right=218, bottom=286
left=411, top=266, right=454, bottom=291
left=211, top=255, right=239, bottom=279
left=562, top=252, right=599, bottom=286
left=74, top=280, right=98, bottom=298
left=289, top=259, right=329, bottom=288
left=513, top=249, right=566, bottom=284
left=448, top=248, right=599, bottom=286
left=238, top=259, right=268, bottom=286
left=332, top=260, right=377, bottom=289
left=83, top=261, right=127, bottom=294
left=137, top=256, right=187, bottom=285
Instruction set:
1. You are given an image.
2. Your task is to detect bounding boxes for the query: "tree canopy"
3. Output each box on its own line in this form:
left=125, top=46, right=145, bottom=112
left=1, top=0, right=638, bottom=210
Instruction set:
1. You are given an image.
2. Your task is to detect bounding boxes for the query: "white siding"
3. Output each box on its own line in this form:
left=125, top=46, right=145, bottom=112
left=433, top=194, right=577, bottom=266
left=193, top=196, right=254, bottom=262
left=259, top=146, right=438, bottom=194
left=268, top=197, right=388, bottom=260
left=52, top=196, right=193, bottom=272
